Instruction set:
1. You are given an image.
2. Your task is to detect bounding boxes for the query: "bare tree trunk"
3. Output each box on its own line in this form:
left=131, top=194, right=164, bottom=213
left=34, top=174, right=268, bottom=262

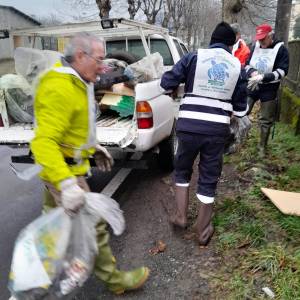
left=186, top=23, right=192, bottom=49
left=96, top=0, right=111, bottom=19
left=165, top=0, right=184, bottom=34
left=222, top=0, right=243, bottom=23
left=275, top=0, right=292, bottom=44
left=192, top=27, right=198, bottom=51
left=128, top=0, right=141, bottom=19
left=141, top=0, right=163, bottom=24
left=161, top=4, right=171, bottom=28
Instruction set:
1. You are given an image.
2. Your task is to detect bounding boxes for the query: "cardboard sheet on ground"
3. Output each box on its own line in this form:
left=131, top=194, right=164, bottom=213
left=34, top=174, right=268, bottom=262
left=261, top=188, right=300, bottom=216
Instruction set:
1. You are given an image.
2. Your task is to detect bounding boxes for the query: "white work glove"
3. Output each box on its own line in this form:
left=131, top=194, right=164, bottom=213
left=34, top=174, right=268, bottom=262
left=94, top=144, right=114, bottom=172
left=247, top=74, right=264, bottom=91
left=250, top=71, right=259, bottom=77
left=60, top=178, right=85, bottom=215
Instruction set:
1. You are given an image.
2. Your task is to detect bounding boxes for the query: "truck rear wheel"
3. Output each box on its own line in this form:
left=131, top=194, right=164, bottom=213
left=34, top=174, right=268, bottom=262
left=158, top=120, right=177, bottom=172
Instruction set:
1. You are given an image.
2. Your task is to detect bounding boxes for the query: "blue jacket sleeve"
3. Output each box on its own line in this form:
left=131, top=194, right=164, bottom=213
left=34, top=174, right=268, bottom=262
left=160, top=53, right=193, bottom=91
left=232, top=68, right=248, bottom=117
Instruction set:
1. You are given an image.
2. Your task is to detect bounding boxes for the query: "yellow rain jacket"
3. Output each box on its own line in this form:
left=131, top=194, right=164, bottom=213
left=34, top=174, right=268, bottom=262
left=30, top=61, right=97, bottom=188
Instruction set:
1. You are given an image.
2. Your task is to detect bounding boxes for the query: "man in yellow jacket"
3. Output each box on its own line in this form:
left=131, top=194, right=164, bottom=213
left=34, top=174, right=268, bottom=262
left=30, top=32, right=149, bottom=295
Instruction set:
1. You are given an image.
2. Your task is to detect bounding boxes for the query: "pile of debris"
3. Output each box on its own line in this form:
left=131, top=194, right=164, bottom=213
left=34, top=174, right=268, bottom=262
left=0, top=47, right=61, bottom=125
left=0, top=47, right=164, bottom=125
left=95, top=52, right=164, bottom=119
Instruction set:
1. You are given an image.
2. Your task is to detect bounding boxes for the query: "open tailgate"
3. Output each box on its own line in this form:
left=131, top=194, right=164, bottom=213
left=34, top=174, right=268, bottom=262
left=96, top=115, right=137, bottom=148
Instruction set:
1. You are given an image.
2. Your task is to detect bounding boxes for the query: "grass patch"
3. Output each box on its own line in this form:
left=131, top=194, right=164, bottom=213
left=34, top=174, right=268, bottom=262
left=243, top=244, right=300, bottom=299
left=239, top=221, right=266, bottom=247
left=228, top=274, right=256, bottom=300
left=210, top=121, right=300, bottom=299
left=277, top=215, right=300, bottom=238
left=285, top=164, right=300, bottom=180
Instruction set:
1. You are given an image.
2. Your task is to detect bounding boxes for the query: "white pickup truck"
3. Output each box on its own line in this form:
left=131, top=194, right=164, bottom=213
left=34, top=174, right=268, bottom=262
left=0, top=18, right=188, bottom=170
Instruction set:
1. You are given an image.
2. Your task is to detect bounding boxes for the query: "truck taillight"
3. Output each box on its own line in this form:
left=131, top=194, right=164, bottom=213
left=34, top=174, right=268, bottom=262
left=136, top=101, right=153, bottom=129
left=0, top=114, right=4, bottom=127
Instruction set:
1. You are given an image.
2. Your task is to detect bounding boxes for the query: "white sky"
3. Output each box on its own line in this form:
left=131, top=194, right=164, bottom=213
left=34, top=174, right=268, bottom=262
left=0, top=0, right=103, bottom=22
left=0, top=0, right=65, bottom=17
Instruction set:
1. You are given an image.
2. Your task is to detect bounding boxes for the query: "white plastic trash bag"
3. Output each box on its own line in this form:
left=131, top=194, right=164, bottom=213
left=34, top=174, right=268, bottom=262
left=0, top=74, right=32, bottom=96
left=9, top=192, right=125, bottom=299
left=225, top=115, right=251, bottom=154
left=9, top=208, right=71, bottom=292
left=0, top=74, right=34, bottom=123
left=85, top=193, right=125, bottom=236
left=14, top=47, right=62, bottom=84
left=127, top=52, right=164, bottom=82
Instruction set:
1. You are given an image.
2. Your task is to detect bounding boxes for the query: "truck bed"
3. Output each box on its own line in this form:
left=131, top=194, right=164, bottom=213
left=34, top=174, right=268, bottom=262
left=96, top=114, right=137, bottom=148
left=0, top=115, right=137, bottom=148
left=0, top=123, right=34, bottom=144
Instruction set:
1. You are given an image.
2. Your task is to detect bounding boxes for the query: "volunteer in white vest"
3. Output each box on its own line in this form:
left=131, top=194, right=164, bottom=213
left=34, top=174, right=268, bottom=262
left=160, top=22, right=248, bottom=246
left=245, top=24, right=289, bottom=157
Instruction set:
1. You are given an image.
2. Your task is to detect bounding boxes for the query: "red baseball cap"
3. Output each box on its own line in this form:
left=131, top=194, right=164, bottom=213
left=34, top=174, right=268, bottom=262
left=255, top=24, right=272, bottom=40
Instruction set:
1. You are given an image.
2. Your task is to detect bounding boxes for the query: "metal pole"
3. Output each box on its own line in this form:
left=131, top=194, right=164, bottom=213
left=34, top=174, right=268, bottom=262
left=138, top=26, right=157, bottom=78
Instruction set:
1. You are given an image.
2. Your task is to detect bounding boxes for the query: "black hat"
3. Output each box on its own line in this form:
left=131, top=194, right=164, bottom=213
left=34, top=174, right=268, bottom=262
left=210, top=22, right=236, bottom=46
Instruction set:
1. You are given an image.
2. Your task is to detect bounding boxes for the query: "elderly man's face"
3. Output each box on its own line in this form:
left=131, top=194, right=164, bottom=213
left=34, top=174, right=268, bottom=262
left=74, top=41, right=105, bottom=83
left=258, top=34, right=273, bottom=49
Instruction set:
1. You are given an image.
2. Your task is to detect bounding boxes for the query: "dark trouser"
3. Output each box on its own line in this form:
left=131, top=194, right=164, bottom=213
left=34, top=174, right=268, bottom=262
left=247, top=97, right=277, bottom=149
left=174, top=132, right=225, bottom=203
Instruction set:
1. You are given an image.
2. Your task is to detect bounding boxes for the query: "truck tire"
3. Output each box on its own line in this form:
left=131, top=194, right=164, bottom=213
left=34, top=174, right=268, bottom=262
left=158, top=120, right=177, bottom=172
left=105, top=51, right=139, bottom=64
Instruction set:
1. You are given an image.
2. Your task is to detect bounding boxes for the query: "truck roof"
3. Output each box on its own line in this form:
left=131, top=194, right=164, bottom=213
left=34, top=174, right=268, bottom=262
left=10, top=18, right=170, bottom=39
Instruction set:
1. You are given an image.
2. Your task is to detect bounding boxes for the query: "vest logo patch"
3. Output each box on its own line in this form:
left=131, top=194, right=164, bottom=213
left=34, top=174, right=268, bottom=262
left=208, top=59, right=229, bottom=86
left=255, top=57, right=270, bottom=73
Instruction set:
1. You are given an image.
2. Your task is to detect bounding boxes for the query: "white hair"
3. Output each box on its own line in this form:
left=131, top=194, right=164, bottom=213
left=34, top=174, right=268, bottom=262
left=231, top=23, right=241, bottom=35
left=64, top=32, right=104, bottom=63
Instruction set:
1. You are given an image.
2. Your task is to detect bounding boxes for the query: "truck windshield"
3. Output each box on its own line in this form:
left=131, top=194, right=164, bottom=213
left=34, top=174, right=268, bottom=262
left=106, top=38, right=174, bottom=66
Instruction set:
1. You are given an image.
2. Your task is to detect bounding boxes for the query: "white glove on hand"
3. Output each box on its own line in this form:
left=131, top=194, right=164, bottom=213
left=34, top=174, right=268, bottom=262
left=247, top=74, right=264, bottom=91
left=250, top=71, right=259, bottom=77
left=94, top=144, right=114, bottom=172
left=60, top=178, right=85, bottom=215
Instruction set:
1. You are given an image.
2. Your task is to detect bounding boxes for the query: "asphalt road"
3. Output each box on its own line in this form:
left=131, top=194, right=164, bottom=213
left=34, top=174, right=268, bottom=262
left=0, top=146, right=43, bottom=299
left=0, top=146, right=120, bottom=299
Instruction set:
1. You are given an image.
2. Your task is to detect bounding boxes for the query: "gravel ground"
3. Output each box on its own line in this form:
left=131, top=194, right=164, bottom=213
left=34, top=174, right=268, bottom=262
left=75, top=166, right=221, bottom=300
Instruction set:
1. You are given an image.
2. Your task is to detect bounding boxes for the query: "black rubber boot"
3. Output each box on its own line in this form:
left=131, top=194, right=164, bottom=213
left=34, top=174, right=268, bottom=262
left=259, top=127, right=270, bottom=158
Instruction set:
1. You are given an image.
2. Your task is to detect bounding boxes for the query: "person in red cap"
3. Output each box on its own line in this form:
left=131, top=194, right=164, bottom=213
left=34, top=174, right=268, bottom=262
left=231, top=23, right=250, bottom=66
left=245, top=23, right=289, bottom=157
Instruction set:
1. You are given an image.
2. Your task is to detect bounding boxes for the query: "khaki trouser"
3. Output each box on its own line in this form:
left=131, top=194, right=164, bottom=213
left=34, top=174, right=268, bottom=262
left=43, top=177, right=120, bottom=285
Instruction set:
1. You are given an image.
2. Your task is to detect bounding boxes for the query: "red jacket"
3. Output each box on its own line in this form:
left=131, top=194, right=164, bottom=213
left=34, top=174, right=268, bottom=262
left=232, top=39, right=250, bottom=66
